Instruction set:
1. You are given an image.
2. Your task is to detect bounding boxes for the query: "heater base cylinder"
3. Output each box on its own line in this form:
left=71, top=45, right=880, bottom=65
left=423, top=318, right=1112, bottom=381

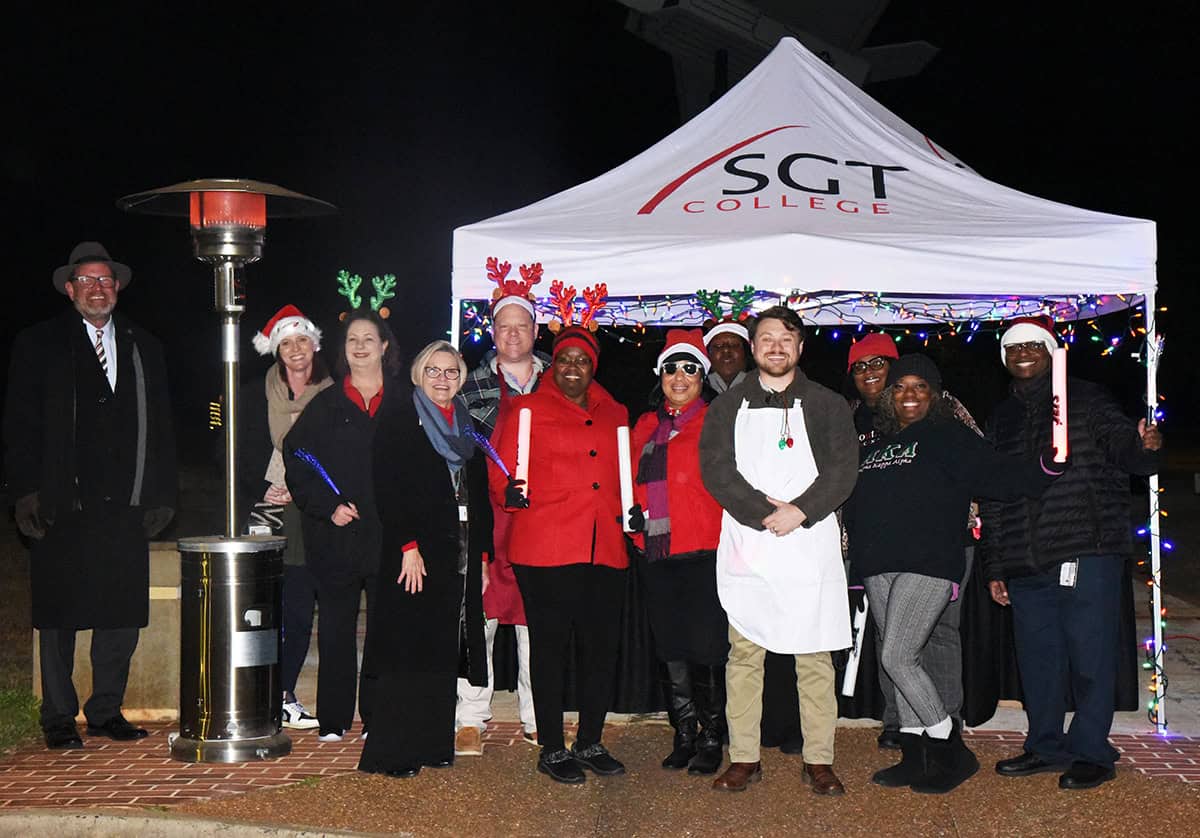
left=175, top=535, right=290, bottom=763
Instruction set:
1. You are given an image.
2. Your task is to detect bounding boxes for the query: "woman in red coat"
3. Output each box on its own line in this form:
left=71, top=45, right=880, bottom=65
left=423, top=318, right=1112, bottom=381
left=630, top=329, right=728, bottom=776
left=490, top=324, right=629, bottom=784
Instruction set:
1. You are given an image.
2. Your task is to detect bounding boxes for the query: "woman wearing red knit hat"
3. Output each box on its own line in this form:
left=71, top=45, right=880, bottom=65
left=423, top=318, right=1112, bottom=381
left=628, top=329, right=729, bottom=776
left=489, top=289, right=630, bottom=785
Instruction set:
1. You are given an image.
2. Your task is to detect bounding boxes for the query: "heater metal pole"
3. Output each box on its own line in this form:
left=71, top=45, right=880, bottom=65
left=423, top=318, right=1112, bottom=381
left=215, top=260, right=243, bottom=538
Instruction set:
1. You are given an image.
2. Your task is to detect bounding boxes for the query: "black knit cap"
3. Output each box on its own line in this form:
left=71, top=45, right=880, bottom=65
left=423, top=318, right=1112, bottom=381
left=885, top=353, right=942, bottom=393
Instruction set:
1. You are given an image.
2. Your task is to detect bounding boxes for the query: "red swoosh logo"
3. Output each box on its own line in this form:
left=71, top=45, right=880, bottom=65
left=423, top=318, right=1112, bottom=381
left=636, top=124, right=807, bottom=215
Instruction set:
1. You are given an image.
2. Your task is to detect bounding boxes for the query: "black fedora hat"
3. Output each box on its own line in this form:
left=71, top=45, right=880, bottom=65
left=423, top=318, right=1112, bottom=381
left=52, top=241, right=132, bottom=294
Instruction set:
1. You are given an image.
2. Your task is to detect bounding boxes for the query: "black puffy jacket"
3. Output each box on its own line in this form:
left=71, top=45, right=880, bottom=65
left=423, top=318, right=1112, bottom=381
left=980, top=373, right=1160, bottom=581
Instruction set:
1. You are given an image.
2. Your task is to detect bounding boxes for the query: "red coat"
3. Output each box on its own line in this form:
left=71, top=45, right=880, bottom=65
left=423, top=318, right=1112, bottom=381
left=482, top=378, right=531, bottom=625
left=490, top=374, right=629, bottom=569
left=630, top=404, right=724, bottom=555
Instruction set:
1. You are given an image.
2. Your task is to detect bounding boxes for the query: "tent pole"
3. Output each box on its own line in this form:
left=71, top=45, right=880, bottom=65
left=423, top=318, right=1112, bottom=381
left=450, top=297, right=462, bottom=347
left=1145, top=289, right=1166, bottom=733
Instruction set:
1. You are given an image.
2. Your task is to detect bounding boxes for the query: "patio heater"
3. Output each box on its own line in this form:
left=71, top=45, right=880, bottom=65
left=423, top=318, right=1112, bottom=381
left=119, top=179, right=335, bottom=762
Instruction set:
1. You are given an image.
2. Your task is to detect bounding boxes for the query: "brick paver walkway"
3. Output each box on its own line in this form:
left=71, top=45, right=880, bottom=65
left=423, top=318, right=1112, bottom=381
left=1, top=724, right=1196, bottom=809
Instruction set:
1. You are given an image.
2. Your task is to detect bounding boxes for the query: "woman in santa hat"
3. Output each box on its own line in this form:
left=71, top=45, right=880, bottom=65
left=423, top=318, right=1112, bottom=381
left=629, top=329, right=729, bottom=776
left=240, top=304, right=332, bottom=732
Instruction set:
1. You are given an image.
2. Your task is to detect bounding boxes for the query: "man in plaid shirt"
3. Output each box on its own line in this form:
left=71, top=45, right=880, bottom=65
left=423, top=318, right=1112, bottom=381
left=454, top=300, right=551, bottom=755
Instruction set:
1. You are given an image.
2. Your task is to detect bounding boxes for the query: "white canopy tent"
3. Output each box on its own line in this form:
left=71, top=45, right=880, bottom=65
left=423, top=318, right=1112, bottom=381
left=451, top=36, right=1165, bottom=728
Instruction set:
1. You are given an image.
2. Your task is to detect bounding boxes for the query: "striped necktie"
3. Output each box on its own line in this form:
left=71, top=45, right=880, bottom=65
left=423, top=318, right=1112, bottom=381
left=94, top=328, right=107, bottom=375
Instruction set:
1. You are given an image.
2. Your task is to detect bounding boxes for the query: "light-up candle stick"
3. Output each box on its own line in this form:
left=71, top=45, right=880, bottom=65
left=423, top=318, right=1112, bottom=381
left=515, top=407, right=532, bottom=494
left=616, top=425, right=634, bottom=533
left=1052, top=347, right=1069, bottom=462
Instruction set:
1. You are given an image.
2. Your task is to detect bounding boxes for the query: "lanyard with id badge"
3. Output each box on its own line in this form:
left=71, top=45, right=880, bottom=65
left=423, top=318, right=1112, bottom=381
left=1059, top=560, right=1078, bottom=588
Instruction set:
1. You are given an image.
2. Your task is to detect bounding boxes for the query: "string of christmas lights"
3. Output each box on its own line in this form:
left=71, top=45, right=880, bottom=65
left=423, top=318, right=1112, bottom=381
left=464, top=291, right=1160, bottom=361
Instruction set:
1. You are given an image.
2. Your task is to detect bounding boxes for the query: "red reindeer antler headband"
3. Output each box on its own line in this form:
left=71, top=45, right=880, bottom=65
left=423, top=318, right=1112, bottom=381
left=488, top=256, right=541, bottom=318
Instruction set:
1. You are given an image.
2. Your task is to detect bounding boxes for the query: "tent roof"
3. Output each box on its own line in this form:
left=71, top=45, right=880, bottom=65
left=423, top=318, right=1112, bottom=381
left=452, top=37, right=1155, bottom=325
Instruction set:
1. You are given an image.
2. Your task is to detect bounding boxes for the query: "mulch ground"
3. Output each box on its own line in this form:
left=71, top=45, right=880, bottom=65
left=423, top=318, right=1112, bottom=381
left=161, top=725, right=1200, bottom=837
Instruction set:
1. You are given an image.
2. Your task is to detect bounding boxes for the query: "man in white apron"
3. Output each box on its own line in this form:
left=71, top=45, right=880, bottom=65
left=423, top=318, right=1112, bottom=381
left=699, top=306, right=858, bottom=795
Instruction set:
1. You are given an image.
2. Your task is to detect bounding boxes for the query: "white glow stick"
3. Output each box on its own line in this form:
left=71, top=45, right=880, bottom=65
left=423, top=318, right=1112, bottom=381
left=515, top=407, right=532, bottom=493
left=1052, top=347, right=1068, bottom=462
left=842, top=597, right=870, bottom=697
left=617, top=425, right=634, bottom=533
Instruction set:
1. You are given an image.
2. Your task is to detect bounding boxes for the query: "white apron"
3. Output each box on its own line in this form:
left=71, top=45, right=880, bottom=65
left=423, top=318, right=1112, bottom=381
left=716, top=399, right=851, bottom=654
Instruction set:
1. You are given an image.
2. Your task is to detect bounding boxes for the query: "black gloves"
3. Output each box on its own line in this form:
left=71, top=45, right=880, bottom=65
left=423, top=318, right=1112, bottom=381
left=1039, top=446, right=1071, bottom=476
left=15, top=492, right=47, bottom=539
left=623, top=503, right=646, bottom=533
left=504, top=477, right=530, bottom=509
left=143, top=506, right=175, bottom=538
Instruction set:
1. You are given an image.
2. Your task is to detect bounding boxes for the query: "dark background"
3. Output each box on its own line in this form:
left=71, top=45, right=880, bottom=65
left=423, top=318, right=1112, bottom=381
left=2, top=1, right=1193, bottom=464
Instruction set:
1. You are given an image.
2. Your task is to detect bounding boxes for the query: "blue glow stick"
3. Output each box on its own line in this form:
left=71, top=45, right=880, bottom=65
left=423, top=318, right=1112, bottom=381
left=463, top=427, right=511, bottom=478
left=293, top=448, right=344, bottom=497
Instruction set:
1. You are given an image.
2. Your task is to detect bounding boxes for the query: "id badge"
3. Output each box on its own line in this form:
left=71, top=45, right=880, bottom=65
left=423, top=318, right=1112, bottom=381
left=1059, top=560, right=1078, bottom=588
left=458, top=504, right=469, bottom=523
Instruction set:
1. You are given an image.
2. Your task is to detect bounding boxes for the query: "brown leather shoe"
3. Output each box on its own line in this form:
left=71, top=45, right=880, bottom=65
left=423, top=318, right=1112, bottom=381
left=712, top=761, right=762, bottom=791
left=803, top=763, right=845, bottom=796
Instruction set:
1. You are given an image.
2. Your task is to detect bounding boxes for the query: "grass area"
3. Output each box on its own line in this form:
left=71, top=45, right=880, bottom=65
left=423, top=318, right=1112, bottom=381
left=0, top=520, right=38, bottom=753
left=0, top=689, right=39, bottom=754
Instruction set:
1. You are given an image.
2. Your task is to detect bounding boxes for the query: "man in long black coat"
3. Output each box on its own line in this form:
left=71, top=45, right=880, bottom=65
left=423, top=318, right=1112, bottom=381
left=3, top=241, right=177, bottom=750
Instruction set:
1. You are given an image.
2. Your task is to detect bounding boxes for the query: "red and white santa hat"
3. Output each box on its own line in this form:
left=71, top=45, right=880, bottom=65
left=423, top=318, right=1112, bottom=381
left=252, top=304, right=322, bottom=356
left=999, top=314, right=1058, bottom=363
left=702, top=320, right=750, bottom=347
left=655, top=329, right=711, bottom=375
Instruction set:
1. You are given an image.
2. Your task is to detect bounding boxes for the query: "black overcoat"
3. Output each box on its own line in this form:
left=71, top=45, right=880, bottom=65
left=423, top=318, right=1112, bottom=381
left=283, top=380, right=383, bottom=585
left=3, top=310, right=177, bottom=629
left=363, top=391, right=488, bottom=687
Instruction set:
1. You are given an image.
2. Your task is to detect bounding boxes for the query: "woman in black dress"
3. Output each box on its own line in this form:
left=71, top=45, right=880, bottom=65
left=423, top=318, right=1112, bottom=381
left=358, top=339, right=489, bottom=777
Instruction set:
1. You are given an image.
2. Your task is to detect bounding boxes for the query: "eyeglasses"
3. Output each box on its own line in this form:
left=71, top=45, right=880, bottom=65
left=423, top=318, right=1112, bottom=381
left=850, top=356, right=889, bottom=375
left=1005, top=341, right=1048, bottom=354
left=661, top=361, right=702, bottom=376
left=424, top=366, right=461, bottom=380
left=73, top=275, right=116, bottom=288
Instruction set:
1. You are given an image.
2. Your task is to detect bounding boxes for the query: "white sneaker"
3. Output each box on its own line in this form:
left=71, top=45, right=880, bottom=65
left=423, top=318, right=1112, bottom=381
left=318, top=729, right=345, bottom=742
left=281, top=700, right=320, bottom=730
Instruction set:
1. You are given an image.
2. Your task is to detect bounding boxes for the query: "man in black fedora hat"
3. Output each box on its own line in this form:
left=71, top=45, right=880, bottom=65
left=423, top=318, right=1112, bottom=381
left=3, top=241, right=177, bottom=749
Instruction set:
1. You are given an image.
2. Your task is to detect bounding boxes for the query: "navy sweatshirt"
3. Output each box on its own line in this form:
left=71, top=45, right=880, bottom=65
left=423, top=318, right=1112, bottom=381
left=846, top=416, right=1055, bottom=584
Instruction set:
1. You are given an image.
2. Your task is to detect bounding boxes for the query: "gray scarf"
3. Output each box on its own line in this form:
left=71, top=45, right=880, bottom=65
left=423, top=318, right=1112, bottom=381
left=412, top=389, right=478, bottom=473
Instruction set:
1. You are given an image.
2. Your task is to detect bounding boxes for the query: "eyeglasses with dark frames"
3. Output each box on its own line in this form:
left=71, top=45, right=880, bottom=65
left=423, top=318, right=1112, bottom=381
left=850, top=356, right=889, bottom=375
left=1004, top=341, right=1049, bottom=355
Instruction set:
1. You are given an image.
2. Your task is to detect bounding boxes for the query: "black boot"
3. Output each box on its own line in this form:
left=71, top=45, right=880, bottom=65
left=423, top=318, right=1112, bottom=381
left=871, top=732, right=924, bottom=787
left=661, top=660, right=698, bottom=769
left=911, top=720, right=979, bottom=795
left=688, top=663, right=726, bottom=775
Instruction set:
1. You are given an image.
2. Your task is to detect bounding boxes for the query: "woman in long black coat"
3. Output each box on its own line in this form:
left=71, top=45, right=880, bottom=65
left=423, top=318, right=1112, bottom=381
left=284, top=311, right=396, bottom=741
left=358, top=339, right=488, bottom=778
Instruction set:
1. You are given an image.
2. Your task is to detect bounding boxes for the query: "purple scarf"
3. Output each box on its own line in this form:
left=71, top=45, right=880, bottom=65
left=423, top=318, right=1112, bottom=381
left=637, top=399, right=705, bottom=561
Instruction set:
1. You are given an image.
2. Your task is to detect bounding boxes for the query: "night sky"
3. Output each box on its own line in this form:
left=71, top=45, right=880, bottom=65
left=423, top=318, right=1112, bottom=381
left=4, top=2, right=1194, bottom=460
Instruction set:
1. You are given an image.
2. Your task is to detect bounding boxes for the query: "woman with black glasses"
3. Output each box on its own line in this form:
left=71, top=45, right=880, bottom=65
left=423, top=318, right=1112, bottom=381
left=629, top=329, right=729, bottom=777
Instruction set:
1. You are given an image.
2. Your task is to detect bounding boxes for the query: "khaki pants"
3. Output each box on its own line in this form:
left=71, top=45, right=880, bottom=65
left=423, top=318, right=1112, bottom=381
left=726, top=623, right=836, bottom=764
